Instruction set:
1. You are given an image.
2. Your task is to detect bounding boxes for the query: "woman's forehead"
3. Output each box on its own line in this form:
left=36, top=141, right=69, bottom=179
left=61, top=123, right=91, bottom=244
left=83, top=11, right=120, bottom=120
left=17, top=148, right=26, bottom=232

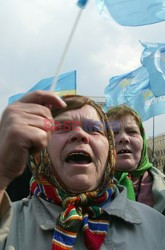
left=110, top=114, right=139, bottom=130
left=54, top=104, right=101, bottom=122
left=119, top=115, right=139, bottom=128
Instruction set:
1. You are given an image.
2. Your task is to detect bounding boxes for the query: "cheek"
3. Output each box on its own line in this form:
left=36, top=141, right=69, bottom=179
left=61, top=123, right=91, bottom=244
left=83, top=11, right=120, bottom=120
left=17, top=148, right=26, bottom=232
left=47, top=143, right=56, bottom=160
left=114, top=136, right=118, bottom=146
left=47, top=135, right=63, bottom=158
left=135, top=139, right=143, bottom=159
left=100, top=139, right=109, bottom=160
left=92, top=137, right=109, bottom=161
left=137, top=138, right=143, bottom=152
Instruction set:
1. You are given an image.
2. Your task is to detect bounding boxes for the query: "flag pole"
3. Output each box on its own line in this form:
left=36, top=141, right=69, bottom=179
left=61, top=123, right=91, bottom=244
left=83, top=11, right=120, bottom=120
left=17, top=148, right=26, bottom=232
left=50, top=1, right=88, bottom=92
left=152, top=116, right=155, bottom=164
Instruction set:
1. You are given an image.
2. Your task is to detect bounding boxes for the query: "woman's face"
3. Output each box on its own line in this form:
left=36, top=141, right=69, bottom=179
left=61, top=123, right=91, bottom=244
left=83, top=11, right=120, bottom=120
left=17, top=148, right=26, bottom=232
left=112, top=114, right=143, bottom=172
left=47, top=104, right=109, bottom=193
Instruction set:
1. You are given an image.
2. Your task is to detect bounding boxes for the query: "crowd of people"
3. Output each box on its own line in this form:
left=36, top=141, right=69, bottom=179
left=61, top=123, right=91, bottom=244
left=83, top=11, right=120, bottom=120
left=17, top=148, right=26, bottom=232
left=0, top=91, right=165, bottom=249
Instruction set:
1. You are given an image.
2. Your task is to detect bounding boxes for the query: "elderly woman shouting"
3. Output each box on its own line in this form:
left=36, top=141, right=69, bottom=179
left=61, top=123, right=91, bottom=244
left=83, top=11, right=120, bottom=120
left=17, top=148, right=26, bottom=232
left=107, top=105, right=165, bottom=215
left=0, top=91, right=165, bottom=250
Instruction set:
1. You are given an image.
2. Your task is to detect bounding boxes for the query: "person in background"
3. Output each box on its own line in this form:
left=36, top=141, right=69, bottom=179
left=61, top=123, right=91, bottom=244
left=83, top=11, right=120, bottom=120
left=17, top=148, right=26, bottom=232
left=0, top=92, right=165, bottom=250
left=107, top=105, right=165, bottom=215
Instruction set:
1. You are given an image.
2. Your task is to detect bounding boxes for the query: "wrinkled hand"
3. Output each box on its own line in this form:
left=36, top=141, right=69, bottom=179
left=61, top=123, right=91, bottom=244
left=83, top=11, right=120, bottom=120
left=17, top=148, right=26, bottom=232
left=0, top=91, right=66, bottom=189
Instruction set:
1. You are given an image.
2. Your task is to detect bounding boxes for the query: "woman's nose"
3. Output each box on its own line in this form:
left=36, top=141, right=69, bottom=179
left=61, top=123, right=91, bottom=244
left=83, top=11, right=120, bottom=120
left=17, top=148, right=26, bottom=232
left=117, top=132, right=130, bottom=144
left=68, top=126, right=89, bottom=144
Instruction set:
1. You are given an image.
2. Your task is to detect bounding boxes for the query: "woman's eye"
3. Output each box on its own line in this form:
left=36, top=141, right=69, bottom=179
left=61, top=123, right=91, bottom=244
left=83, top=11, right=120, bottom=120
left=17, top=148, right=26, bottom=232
left=128, top=130, right=138, bottom=134
left=93, top=126, right=99, bottom=132
left=55, top=125, right=62, bottom=130
left=113, top=131, right=119, bottom=135
left=54, top=126, right=62, bottom=132
left=112, top=128, right=119, bottom=135
left=54, top=125, right=69, bottom=133
left=90, top=126, right=102, bottom=134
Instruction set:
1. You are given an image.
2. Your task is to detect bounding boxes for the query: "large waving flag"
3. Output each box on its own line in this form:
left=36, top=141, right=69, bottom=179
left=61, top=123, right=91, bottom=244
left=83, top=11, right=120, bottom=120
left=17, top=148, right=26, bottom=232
left=141, top=42, right=165, bottom=97
left=8, top=70, right=76, bottom=105
left=126, top=81, right=165, bottom=121
left=104, top=66, right=148, bottom=108
left=104, top=65, right=165, bottom=121
left=96, top=0, right=165, bottom=26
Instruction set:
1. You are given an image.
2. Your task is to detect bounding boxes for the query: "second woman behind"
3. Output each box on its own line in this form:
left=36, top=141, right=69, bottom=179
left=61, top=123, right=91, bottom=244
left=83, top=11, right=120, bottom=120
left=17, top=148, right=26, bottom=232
left=107, top=105, right=165, bottom=215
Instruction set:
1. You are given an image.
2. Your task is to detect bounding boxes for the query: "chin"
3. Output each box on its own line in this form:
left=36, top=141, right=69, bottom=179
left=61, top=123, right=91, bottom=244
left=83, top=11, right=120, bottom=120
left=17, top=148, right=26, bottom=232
left=116, top=165, right=137, bottom=172
left=116, top=158, right=138, bottom=171
left=63, top=173, right=98, bottom=193
left=66, top=180, right=95, bottom=193
left=68, top=186, right=93, bottom=194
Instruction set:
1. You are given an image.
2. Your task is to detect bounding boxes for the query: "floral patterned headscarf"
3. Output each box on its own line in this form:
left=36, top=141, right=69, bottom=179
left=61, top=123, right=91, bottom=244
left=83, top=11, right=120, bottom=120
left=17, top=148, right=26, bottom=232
left=29, top=95, right=116, bottom=250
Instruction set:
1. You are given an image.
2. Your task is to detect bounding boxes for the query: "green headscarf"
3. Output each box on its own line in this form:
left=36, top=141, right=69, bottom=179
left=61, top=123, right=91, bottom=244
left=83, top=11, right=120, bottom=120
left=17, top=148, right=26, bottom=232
left=107, top=106, right=152, bottom=200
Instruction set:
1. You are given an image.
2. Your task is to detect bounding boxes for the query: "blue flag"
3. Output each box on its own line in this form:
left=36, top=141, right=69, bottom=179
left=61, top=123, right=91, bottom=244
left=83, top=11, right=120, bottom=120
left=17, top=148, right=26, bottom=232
left=8, top=93, right=25, bottom=105
left=141, top=42, right=165, bottom=97
left=126, top=81, right=165, bottom=121
left=96, top=0, right=165, bottom=26
left=124, top=67, right=149, bottom=104
left=104, top=66, right=148, bottom=108
left=8, top=70, right=77, bottom=105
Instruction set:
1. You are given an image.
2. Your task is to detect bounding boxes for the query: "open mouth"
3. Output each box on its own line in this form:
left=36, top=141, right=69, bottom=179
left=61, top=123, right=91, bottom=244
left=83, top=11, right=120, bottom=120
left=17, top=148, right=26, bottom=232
left=65, top=151, right=92, bottom=164
left=117, top=149, right=132, bottom=154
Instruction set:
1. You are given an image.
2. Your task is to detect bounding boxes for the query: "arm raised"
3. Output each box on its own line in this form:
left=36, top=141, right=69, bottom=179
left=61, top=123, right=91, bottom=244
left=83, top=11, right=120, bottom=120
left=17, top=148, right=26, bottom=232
left=0, top=90, right=66, bottom=196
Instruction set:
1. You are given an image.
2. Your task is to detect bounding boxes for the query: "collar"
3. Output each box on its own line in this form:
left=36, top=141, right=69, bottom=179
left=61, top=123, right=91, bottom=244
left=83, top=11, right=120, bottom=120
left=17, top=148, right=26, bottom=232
left=149, top=167, right=165, bottom=213
left=32, top=195, right=63, bottom=230
left=104, top=185, right=141, bottom=224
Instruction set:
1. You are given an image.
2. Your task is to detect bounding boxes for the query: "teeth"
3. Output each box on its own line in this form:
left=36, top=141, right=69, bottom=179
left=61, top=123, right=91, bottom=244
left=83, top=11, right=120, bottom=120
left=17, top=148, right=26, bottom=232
left=119, top=149, right=131, bottom=154
left=69, top=152, right=88, bottom=157
left=66, top=151, right=91, bottom=164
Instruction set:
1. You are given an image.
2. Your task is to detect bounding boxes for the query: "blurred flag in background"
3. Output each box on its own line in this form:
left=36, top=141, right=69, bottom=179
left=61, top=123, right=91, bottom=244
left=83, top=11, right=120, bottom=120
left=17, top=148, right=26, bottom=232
left=104, top=64, right=165, bottom=121
left=8, top=70, right=77, bottom=105
left=104, top=66, right=148, bottom=107
left=127, top=82, right=165, bottom=121
left=141, top=42, right=165, bottom=97
left=96, top=0, right=165, bottom=26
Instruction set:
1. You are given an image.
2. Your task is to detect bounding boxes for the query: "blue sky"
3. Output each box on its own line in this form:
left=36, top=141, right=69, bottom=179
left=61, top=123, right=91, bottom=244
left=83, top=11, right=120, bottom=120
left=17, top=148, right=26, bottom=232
left=0, top=0, right=165, bottom=138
